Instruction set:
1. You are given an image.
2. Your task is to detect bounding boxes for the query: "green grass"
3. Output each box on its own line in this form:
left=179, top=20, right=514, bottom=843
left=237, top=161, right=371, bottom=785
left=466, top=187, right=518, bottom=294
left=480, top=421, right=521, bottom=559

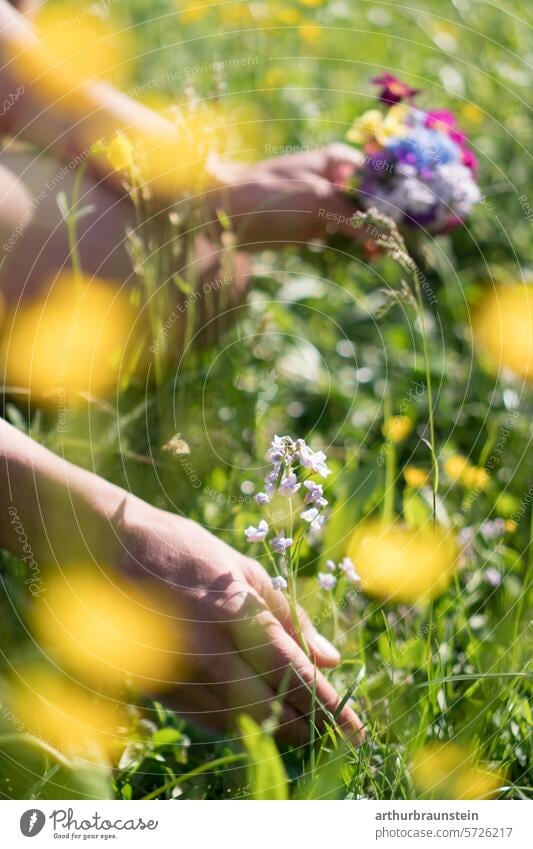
left=0, top=0, right=531, bottom=800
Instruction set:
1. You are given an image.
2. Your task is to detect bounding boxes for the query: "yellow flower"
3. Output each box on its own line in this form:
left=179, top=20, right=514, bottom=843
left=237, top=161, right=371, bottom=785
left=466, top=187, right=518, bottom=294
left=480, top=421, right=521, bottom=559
left=177, top=0, right=214, bottom=23
left=403, top=466, right=430, bottom=488
left=347, top=519, right=458, bottom=603
left=474, top=284, right=533, bottom=382
left=462, top=465, right=489, bottom=491
left=412, top=743, right=503, bottom=800
left=444, top=454, right=470, bottom=483
left=267, top=2, right=301, bottom=26
left=382, top=415, right=413, bottom=443
left=377, top=104, right=410, bottom=145
left=263, top=66, right=287, bottom=88
left=11, top=665, right=125, bottom=758
left=346, top=109, right=383, bottom=144
left=33, top=1, right=134, bottom=86
left=348, top=105, right=409, bottom=146
left=460, top=103, right=485, bottom=126
left=1, top=273, right=133, bottom=403
left=444, top=455, right=489, bottom=490
left=505, top=519, right=518, bottom=533
left=107, top=133, right=135, bottom=176
left=299, top=22, right=322, bottom=42
left=33, top=567, right=180, bottom=692
left=219, top=2, right=253, bottom=25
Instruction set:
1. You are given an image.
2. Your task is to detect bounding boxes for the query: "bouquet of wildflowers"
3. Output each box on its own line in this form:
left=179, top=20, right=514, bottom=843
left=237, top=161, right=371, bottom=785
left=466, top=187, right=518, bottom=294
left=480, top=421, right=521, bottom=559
left=345, top=74, right=481, bottom=234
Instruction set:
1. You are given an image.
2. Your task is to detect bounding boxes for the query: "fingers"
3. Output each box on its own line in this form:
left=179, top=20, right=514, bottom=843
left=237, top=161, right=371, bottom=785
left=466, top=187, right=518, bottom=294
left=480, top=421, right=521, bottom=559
left=240, top=557, right=340, bottom=667
left=230, top=610, right=365, bottom=745
left=324, top=142, right=365, bottom=187
left=176, top=627, right=310, bottom=746
left=205, top=647, right=310, bottom=747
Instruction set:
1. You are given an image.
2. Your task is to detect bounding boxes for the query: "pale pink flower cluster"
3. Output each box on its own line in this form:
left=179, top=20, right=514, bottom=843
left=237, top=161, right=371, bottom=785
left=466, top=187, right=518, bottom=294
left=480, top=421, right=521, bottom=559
left=318, top=556, right=361, bottom=591
left=245, top=435, right=332, bottom=591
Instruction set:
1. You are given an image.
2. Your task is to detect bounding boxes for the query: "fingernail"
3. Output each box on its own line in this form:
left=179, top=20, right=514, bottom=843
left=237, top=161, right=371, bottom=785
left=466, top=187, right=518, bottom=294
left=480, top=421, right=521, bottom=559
left=309, top=632, right=341, bottom=663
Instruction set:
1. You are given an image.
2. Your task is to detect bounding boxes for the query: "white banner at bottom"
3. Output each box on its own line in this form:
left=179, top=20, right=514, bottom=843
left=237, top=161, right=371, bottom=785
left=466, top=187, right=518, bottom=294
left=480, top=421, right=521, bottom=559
left=1, top=799, right=530, bottom=848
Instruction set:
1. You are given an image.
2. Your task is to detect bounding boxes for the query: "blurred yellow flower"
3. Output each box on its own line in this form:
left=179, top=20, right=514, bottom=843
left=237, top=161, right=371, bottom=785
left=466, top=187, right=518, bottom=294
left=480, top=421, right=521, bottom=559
left=412, top=743, right=503, bottom=800
left=299, top=22, right=322, bottom=42
left=444, top=455, right=488, bottom=490
left=444, top=454, right=470, bottom=483
left=33, top=568, right=180, bottom=692
left=505, top=519, right=518, bottom=533
left=117, top=102, right=257, bottom=197
left=219, top=2, right=253, bottom=25
left=33, top=1, right=134, bottom=86
left=460, top=103, right=485, bottom=126
left=347, top=105, right=409, bottom=146
left=347, top=520, right=458, bottom=603
left=267, top=3, right=301, bottom=26
left=262, top=67, right=288, bottom=88
left=462, top=465, right=489, bottom=491
left=11, top=665, right=125, bottom=757
left=403, top=466, right=430, bottom=488
left=107, top=133, right=135, bottom=176
left=382, top=415, right=413, bottom=443
left=474, top=284, right=533, bottom=381
left=177, top=0, right=215, bottom=24
left=1, top=273, right=133, bottom=403
left=298, top=0, right=325, bottom=6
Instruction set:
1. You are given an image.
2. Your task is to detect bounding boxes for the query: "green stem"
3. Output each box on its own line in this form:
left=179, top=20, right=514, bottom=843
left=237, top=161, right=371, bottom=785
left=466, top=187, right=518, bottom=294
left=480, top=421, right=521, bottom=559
left=65, top=160, right=90, bottom=295
left=412, top=274, right=438, bottom=525
left=0, top=733, right=73, bottom=770
left=142, top=753, right=248, bottom=800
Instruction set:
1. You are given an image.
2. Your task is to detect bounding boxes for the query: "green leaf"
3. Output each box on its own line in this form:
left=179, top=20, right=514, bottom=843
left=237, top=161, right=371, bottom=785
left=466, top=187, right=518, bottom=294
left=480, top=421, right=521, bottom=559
left=239, top=715, right=288, bottom=800
left=151, top=727, right=184, bottom=748
left=403, top=488, right=432, bottom=529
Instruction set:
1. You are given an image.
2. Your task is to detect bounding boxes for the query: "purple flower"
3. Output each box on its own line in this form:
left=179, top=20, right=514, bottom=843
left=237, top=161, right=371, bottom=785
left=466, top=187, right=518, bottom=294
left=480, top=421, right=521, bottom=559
left=304, top=480, right=328, bottom=507
left=481, top=518, right=506, bottom=540
left=458, top=526, right=475, bottom=548
left=372, top=73, right=421, bottom=105
left=485, top=568, right=502, bottom=587
left=271, top=535, right=293, bottom=553
left=279, top=471, right=301, bottom=497
left=318, top=572, right=337, bottom=591
left=272, top=575, right=288, bottom=591
left=255, top=492, right=270, bottom=505
left=267, top=434, right=296, bottom=464
left=325, top=559, right=337, bottom=571
left=339, top=557, right=361, bottom=584
left=301, top=507, right=326, bottom=532
left=296, top=440, right=331, bottom=478
left=264, top=469, right=280, bottom=497
left=245, top=519, right=269, bottom=543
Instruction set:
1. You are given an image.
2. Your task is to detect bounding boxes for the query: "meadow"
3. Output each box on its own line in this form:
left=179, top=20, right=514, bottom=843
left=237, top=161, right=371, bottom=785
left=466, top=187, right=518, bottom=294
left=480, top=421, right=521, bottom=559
left=0, top=0, right=531, bottom=801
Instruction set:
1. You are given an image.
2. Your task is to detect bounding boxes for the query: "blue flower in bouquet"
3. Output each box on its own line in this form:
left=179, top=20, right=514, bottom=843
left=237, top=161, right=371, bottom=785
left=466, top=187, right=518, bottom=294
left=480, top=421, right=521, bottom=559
left=388, top=126, right=461, bottom=169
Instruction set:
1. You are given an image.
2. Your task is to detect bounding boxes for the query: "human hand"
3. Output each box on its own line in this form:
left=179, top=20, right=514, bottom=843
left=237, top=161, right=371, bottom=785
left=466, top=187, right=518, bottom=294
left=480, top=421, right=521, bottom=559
left=211, top=143, right=367, bottom=249
left=116, top=495, right=365, bottom=747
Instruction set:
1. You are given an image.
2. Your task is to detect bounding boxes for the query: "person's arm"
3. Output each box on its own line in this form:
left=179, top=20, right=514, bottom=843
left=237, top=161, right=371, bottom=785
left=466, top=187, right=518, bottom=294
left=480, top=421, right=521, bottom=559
left=0, top=417, right=365, bottom=744
left=0, top=0, right=173, bottom=183
left=0, top=0, right=366, bottom=246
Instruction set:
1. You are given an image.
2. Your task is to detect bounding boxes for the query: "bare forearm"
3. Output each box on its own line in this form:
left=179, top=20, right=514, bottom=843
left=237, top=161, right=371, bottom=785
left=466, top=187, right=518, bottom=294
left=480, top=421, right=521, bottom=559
left=0, top=0, right=173, bottom=177
left=0, top=417, right=129, bottom=567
